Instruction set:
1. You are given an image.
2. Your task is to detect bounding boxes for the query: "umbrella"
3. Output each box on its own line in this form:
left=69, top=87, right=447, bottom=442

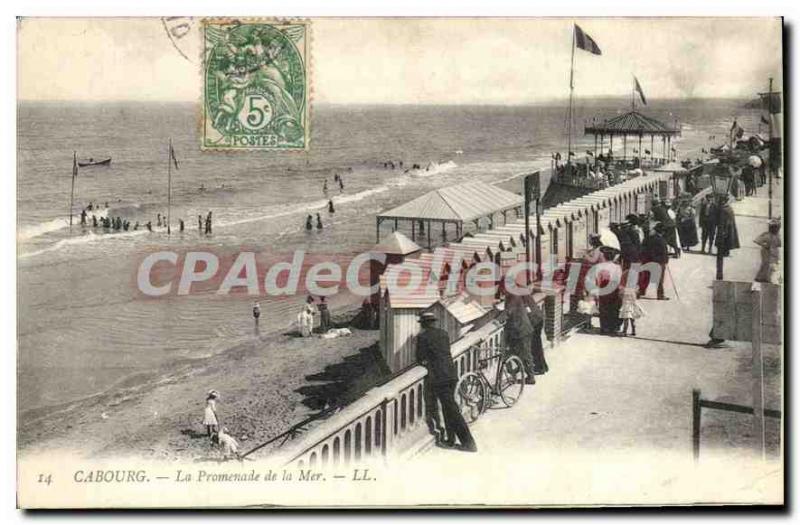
left=748, top=155, right=763, bottom=168
left=598, top=227, right=621, bottom=250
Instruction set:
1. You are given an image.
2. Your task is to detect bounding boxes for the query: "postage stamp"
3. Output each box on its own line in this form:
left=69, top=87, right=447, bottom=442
left=201, top=19, right=309, bottom=151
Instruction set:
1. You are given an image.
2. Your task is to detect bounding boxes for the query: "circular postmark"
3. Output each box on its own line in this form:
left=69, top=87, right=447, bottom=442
left=204, top=22, right=306, bottom=148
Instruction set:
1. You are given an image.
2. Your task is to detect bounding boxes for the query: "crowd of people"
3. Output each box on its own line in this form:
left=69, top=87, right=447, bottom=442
left=573, top=192, right=742, bottom=337
left=78, top=201, right=213, bottom=236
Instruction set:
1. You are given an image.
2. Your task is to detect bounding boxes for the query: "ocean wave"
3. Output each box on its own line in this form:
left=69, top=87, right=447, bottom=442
left=411, top=160, right=458, bottom=178
left=19, top=226, right=150, bottom=260
left=218, top=185, right=390, bottom=228
left=18, top=208, right=109, bottom=242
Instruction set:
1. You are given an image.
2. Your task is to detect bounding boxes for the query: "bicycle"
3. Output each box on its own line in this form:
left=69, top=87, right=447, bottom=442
left=454, top=345, right=526, bottom=423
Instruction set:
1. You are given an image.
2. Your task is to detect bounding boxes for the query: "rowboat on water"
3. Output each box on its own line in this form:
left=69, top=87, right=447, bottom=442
left=78, top=157, right=112, bottom=167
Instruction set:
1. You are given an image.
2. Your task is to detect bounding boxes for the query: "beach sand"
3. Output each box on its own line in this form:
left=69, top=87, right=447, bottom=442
left=18, top=307, right=389, bottom=461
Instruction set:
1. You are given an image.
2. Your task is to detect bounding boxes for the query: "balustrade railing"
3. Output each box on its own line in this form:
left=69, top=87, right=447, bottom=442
left=278, top=320, right=505, bottom=468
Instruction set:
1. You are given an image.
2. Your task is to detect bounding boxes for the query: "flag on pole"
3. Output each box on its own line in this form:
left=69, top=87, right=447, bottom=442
left=574, top=25, right=602, bottom=55
left=169, top=142, right=179, bottom=170
left=634, top=76, right=647, bottom=106
left=586, top=150, right=594, bottom=156
left=761, top=115, right=770, bottom=125
left=645, top=149, right=651, bottom=155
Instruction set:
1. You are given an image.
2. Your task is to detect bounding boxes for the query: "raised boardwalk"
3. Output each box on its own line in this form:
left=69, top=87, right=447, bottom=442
left=413, top=183, right=783, bottom=506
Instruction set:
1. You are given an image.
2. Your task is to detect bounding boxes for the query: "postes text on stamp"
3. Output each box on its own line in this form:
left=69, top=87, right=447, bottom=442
left=202, top=20, right=309, bottom=151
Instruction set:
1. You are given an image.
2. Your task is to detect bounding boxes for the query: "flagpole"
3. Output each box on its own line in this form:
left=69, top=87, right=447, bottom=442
left=69, top=151, right=77, bottom=229
left=567, top=24, right=576, bottom=168
left=167, top=138, right=172, bottom=235
left=767, top=77, right=773, bottom=220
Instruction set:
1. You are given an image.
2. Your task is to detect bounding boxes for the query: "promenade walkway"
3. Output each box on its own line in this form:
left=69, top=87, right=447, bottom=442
left=413, top=182, right=783, bottom=506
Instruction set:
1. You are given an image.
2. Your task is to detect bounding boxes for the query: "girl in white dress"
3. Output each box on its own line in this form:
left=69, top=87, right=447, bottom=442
left=203, top=390, right=220, bottom=438
left=619, top=287, right=645, bottom=336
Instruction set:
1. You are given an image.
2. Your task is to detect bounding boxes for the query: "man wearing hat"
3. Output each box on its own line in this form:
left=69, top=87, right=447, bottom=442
left=642, top=222, right=670, bottom=300
left=651, top=199, right=680, bottom=258
left=415, top=312, right=477, bottom=452
left=698, top=193, right=717, bottom=254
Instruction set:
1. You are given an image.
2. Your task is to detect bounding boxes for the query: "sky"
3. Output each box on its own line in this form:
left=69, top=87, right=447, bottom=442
left=17, top=17, right=783, bottom=103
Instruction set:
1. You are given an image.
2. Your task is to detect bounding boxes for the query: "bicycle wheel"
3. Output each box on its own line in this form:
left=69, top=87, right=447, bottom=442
left=455, top=372, right=486, bottom=423
left=498, top=355, right=525, bottom=407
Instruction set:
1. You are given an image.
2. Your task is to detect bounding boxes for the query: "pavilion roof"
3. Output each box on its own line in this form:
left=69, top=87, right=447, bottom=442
left=377, top=181, right=523, bottom=223
left=584, top=110, right=680, bottom=137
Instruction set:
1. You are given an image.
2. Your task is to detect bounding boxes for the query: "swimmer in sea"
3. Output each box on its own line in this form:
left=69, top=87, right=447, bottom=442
left=305, top=215, right=313, bottom=231
left=316, top=213, right=323, bottom=230
left=328, top=200, right=335, bottom=213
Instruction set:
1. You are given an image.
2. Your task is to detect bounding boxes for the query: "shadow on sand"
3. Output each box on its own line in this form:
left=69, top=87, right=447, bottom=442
left=295, top=342, right=390, bottom=413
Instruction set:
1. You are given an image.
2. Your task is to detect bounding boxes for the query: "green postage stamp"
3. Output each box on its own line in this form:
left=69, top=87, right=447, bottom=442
left=202, top=19, right=309, bottom=151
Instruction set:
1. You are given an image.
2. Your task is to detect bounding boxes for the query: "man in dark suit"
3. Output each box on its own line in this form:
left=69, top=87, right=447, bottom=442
left=644, top=223, right=670, bottom=300
left=416, top=312, right=477, bottom=452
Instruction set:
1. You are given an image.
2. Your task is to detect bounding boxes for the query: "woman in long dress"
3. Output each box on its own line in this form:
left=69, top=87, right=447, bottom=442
left=677, top=201, right=699, bottom=251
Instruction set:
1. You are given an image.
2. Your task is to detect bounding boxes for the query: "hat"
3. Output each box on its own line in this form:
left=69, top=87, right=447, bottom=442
left=654, top=222, right=665, bottom=233
left=625, top=214, right=638, bottom=223
left=769, top=218, right=781, bottom=227
left=418, top=312, right=437, bottom=323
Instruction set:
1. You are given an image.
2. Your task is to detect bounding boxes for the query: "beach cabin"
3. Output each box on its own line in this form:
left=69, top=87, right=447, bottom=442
left=423, top=294, right=491, bottom=345
left=378, top=248, right=470, bottom=373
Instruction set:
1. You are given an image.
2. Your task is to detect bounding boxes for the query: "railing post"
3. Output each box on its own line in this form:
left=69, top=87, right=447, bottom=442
left=692, top=388, right=701, bottom=462
left=751, top=282, right=766, bottom=460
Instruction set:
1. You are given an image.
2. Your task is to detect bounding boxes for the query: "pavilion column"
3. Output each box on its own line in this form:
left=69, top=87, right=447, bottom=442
left=427, top=220, right=432, bottom=249
left=393, top=219, right=398, bottom=232
left=638, top=133, right=643, bottom=167
left=441, top=221, right=446, bottom=241
left=411, top=220, right=415, bottom=241
left=610, top=135, right=614, bottom=157
left=651, top=135, right=654, bottom=165
left=623, top=135, right=627, bottom=160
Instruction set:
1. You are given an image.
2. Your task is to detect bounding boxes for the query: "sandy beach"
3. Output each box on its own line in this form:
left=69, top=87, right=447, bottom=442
left=18, top=306, right=389, bottom=461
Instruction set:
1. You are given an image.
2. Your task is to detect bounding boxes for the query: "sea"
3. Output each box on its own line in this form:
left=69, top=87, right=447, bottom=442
left=17, top=98, right=760, bottom=415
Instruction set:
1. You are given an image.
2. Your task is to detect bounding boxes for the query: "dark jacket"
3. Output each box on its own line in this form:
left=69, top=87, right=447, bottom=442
left=715, top=203, right=740, bottom=254
left=416, top=327, right=457, bottom=385
left=652, top=205, right=675, bottom=228
left=644, top=232, right=669, bottom=265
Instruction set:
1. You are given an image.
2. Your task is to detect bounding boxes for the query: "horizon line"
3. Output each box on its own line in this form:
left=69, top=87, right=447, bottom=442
left=18, top=95, right=755, bottom=105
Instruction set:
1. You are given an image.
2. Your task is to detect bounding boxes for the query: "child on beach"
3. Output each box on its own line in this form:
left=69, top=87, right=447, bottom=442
left=203, top=390, right=220, bottom=438
left=619, top=286, right=645, bottom=336
left=213, top=427, right=242, bottom=461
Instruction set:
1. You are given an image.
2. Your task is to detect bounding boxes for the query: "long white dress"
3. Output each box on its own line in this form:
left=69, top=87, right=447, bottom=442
left=297, top=304, right=316, bottom=337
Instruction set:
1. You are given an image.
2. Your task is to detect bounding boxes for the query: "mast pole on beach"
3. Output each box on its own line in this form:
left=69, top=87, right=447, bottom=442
left=69, top=151, right=77, bottom=229
left=167, top=137, right=172, bottom=235
left=567, top=24, right=576, bottom=168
